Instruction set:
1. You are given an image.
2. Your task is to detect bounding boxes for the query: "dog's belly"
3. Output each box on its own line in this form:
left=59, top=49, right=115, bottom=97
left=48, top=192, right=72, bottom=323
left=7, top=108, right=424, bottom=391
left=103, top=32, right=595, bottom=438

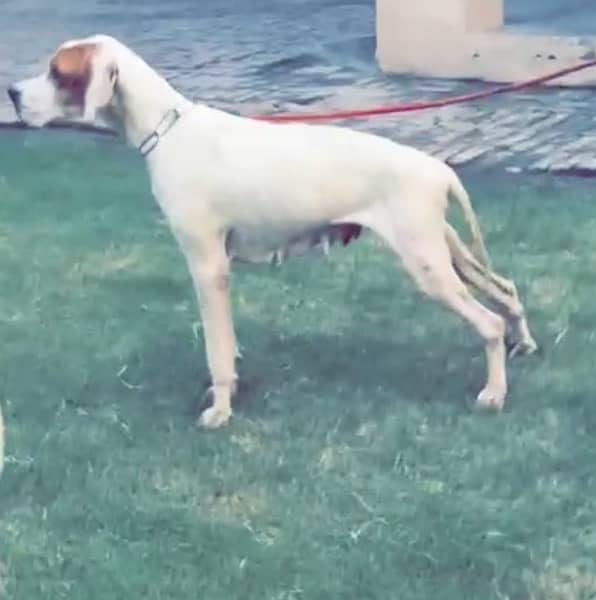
left=225, top=222, right=362, bottom=265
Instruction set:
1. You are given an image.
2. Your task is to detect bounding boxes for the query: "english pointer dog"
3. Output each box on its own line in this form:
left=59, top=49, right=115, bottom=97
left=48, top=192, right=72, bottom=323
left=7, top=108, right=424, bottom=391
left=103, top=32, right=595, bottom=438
left=8, top=35, right=537, bottom=428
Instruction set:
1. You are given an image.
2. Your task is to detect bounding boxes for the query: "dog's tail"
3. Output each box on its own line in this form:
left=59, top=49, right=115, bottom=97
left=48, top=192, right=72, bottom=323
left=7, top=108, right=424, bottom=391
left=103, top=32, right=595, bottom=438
left=447, top=169, right=491, bottom=268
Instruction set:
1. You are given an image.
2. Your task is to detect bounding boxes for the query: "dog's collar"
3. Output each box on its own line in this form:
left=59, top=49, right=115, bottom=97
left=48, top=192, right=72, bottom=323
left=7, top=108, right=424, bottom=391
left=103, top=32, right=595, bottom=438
left=137, top=108, right=182, bottom=157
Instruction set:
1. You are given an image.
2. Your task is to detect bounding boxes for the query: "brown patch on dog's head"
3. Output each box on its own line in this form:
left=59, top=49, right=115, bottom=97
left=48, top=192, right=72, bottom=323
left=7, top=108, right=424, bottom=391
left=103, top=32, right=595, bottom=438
left=8, top=36, right=118, bottom=127
left=49, top=43, right=97, bottom=106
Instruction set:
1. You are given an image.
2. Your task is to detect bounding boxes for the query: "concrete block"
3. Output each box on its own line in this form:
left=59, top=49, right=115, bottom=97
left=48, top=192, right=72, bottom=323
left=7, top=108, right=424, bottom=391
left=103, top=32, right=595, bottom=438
left=464, top=0, right=503, bottom=32
left=376, top=0, right=596, bottom=87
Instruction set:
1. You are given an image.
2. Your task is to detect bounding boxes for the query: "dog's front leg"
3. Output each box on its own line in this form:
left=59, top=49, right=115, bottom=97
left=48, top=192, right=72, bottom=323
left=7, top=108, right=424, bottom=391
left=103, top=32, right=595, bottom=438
left=187, top=248, right=237, bottom=429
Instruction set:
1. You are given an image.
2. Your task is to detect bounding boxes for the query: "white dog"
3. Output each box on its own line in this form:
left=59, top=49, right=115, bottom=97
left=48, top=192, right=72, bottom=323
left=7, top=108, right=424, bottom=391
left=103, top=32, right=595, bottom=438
left=8, top=35, right=537, bottom=428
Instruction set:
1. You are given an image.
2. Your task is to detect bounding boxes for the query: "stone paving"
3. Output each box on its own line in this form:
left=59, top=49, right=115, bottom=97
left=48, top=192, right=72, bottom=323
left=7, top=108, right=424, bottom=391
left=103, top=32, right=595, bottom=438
left=3, top=69, right=595, bottom=176
left=1, top=0, right=595, bottom=175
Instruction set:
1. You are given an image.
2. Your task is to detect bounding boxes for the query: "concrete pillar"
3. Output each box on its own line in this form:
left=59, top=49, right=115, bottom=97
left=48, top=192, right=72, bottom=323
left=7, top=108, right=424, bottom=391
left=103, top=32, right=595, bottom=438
left=376, top=0, right=502, bottom=38
left=463, top=0, right=503, bottom=32
left=375, top=0, right=596, bottom=86
left=376, top=0, right=502, bottom=75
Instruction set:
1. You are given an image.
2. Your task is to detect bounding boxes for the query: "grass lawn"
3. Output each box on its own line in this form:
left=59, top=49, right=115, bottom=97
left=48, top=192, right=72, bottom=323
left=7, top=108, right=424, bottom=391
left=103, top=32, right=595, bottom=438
left=1, top=129, right=596, bottom=599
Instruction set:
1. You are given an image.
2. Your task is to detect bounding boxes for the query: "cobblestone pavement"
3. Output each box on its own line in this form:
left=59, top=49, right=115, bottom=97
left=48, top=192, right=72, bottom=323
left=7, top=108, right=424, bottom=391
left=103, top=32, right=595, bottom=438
left=1, top=0, right=595, bottom=174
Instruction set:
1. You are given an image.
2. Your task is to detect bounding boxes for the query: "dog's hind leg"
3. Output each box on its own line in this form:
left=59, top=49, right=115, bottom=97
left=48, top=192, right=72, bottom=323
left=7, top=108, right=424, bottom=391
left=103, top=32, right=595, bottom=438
left=445, top=224, right=537, bottom=358
left=364, top=210, right=508, bottom=410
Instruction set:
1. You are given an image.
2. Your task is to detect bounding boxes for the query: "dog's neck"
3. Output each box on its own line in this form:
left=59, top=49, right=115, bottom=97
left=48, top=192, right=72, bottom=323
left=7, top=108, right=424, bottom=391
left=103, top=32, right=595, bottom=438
left=102, top=43, right=192, bottom=150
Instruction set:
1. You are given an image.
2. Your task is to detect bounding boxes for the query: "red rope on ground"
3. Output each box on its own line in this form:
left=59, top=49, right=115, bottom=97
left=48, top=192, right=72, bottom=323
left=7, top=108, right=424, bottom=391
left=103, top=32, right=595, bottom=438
left=254, top=59, right=596, bottom=123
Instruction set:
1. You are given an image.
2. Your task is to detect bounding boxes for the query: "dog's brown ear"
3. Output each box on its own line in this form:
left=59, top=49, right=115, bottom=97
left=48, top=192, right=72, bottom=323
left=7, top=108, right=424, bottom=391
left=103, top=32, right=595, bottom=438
left=50, top=44, right=97, bottom=107
left=50, top=43, right=117, bottom=121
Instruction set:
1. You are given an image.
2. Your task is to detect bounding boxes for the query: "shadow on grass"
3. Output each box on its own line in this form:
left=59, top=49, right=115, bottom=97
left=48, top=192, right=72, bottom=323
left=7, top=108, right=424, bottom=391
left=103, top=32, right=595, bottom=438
left=233, top=328, right=481, bottom=410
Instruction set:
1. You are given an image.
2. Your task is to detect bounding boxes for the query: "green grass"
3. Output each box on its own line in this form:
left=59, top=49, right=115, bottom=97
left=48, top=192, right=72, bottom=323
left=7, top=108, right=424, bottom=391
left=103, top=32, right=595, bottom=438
left=1, top=129, right=596, bottom=600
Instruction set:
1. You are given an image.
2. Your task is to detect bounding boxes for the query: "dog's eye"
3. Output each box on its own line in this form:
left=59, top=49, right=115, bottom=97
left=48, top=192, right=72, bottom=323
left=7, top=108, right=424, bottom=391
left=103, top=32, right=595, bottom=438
left=49, top=65, right=82, bottom=91
left=53, top=74, right=84, bottom=93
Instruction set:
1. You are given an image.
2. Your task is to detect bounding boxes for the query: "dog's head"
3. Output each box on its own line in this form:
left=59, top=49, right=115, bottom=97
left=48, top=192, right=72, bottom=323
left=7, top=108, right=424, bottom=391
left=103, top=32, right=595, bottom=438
left=7, top=36, right=119, bottom=127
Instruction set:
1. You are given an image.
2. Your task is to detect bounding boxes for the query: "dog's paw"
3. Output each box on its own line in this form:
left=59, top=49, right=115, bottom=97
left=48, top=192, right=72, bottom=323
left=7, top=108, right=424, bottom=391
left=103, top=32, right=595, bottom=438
left=507, top=337, right=538, bottom=359
left=474, top=386, right=506, bottom=412
left=505, top=325, right=538, bottom=359
left=197, top=405, right=232, bottom=429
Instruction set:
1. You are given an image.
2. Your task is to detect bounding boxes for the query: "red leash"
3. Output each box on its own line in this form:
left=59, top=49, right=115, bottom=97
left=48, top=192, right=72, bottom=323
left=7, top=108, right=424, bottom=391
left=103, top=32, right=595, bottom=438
left=254, top=59, right=596, bottom=123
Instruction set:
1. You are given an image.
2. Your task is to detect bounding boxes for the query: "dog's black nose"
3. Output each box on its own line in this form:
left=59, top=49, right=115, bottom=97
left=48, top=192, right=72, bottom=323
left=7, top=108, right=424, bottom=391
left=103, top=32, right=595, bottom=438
left=7, top=85, right=21, bottom=108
